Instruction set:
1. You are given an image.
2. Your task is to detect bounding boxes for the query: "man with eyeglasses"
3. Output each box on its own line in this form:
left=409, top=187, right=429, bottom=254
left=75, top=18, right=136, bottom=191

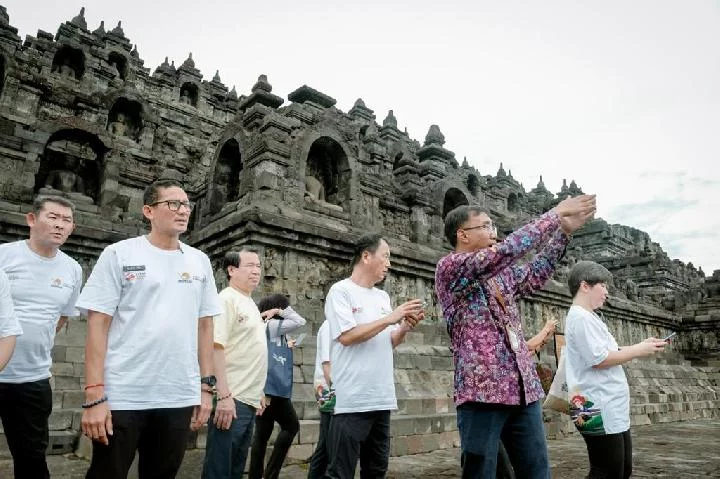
left=435, top=195, right=596, bottom=479
left=77, top=179, right=222, bottom=478
left=0, top=195, right=82, bottom=479
left=202, top=247, right=271, bottom=479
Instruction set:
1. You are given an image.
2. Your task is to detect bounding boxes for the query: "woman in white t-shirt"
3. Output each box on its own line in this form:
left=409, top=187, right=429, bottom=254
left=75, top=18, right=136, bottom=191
left=565, top=261, right=667, bottom=479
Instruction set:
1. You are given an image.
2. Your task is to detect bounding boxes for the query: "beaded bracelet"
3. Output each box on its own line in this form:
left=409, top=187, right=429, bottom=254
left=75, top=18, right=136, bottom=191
left=217, top=392, right=233, bottom=401
left=81, top=395, right=108, bottom=409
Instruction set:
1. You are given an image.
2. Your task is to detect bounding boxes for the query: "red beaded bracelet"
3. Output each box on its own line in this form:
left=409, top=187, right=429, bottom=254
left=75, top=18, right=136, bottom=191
left=84, top=383, right=105, bottom=391
left=217, top=392, right=233, bottom=401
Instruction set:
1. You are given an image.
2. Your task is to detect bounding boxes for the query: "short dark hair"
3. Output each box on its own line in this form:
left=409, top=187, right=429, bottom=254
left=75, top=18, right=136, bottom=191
left=143, top=179, right=184, bottom=206
left=444, top=205, right=487, bottom=247
left=222, top=246, right=260, bottom=279
left=32, top=195, right=76, bottom=216
left=257, top=294, right=290, bottom=319
left=351, top=233, right=385, bottom=266
left=567, top=260, right=613, bottom=298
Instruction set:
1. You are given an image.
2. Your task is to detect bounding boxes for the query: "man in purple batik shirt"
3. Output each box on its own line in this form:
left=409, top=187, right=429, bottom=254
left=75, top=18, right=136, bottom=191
left=435, top=195, right=596, bottom=479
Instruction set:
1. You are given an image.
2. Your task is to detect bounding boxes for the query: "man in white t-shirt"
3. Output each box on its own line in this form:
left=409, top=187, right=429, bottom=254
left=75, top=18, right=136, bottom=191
left=0, top=270, right=22, bottom=371
left=77, top=180, right=222, bottom=478
left=202, top=247, right=269, bottom=479
left=0, top=195, right=82, bottom=479
left=307, top=320, right=332, bottom=479
left=323, top=233, right=425, bottom=479
left=564, top=260, right=666, bottom=478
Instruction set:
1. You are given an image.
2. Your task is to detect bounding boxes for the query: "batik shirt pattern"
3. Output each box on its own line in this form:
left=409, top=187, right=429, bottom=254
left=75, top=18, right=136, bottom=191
left=435, top=211, right=569, bottom=406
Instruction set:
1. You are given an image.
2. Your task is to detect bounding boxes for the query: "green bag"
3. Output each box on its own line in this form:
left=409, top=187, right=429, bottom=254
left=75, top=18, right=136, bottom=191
left=318, top=388, right=336, bottom=413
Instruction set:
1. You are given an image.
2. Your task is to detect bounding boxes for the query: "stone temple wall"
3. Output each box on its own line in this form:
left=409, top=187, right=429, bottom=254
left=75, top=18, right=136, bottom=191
left=0, top=5, right=718, bottom=459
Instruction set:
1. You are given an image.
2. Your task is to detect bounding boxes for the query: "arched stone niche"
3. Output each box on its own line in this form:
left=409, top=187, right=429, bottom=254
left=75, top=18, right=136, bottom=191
left=207, top=139, right=243, bottom=215
left=304, top=136, right=351, bottom=211
left=108, top=51, right=128, bottom=80
left=51, top=45, right=85, bottom=80
left=35, top=129, right=105, bottom=206
left=467, top=174, right=480, bottom=197
left=442, top=187, right=469, bottom=218
left=508, top=192, right=520, bottom=213
left=107, top=97, right=143, bottom=141
left=180, top=82, right=199, bottom=107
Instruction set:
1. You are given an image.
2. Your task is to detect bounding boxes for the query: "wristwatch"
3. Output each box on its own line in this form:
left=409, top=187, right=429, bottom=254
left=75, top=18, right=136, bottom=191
left=201, top=375, right=217, bottom=388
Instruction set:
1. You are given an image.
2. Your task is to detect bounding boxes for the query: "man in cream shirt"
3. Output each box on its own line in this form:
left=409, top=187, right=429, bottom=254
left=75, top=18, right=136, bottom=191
left=202, top=247, right=269, bottom=479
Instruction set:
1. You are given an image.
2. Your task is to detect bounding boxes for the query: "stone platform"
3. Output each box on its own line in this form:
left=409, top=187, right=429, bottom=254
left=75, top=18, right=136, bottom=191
left=1, top=420, right=717, bottom=478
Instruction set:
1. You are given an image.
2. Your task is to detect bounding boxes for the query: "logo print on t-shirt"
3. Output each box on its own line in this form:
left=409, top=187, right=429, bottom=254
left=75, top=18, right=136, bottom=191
left=50, top=278, right=63, bottom=288
left=178, top=272, right=193, bottom=283
left=352, top=306, right=363, bottom=314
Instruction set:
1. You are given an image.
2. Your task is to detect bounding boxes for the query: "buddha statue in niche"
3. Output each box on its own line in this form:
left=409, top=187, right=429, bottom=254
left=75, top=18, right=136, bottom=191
left=209, top=160, right=233, bottom=213
left=108, top=112, right=129, bottom=137
left=304, top=161, right=342, bottom=211
left=304, top=161, right=326, bottom=203
left=39, top=153, right=94, bottom=204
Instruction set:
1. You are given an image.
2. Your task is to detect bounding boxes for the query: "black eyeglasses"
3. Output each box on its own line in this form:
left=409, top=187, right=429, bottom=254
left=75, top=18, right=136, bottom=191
left=148, top=200, right=194, bottom=212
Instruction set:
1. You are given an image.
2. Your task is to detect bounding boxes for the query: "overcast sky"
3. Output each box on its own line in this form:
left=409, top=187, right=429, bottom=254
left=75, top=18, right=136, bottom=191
left=4, top=0, right=719, bottom=273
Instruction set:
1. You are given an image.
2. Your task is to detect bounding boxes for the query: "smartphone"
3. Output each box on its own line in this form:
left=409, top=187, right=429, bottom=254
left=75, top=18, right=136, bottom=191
left=294, top=333, right=307, bottom=347
left=662, top=332, right=677, bottom=342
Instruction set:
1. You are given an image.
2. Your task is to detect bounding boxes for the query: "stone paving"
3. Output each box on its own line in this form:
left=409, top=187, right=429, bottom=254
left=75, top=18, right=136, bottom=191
left=1, top=420, right=718, bottom=478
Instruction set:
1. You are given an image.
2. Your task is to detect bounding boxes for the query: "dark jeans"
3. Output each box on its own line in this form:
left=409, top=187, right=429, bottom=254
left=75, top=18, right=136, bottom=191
left=0, top=378, right=53, bottom=479
left=324, top=410, right=391, bottom=479
left=497, top=442, right=516, bottom=479
left=457, top=400, right=550, bottom=479
left=248, top=396, right=299, bottom=479
left=202, top=400, right=256, bottom=479
left=85, top=406, right=194, bottom=479
left=582, top=430, right=632, bottom=479
left=307, top=411, right=332, bottom=479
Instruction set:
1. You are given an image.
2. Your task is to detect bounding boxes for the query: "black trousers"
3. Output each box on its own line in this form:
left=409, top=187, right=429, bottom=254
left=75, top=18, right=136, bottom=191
left=0, top=378, right=53, bottom=479
left=307, top=411, right=332, bottom=479
left=248, top=396, right=299, bottom=479
left=582, top=430, right=633, bottom=479
left=85, top=406, right=194, bottom=479
left=324, top=410, right=391, bottom=479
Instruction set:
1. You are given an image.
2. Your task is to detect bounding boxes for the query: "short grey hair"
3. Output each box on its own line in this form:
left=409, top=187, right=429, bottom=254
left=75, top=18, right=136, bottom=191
left=567, top=260, right=613, bottom=298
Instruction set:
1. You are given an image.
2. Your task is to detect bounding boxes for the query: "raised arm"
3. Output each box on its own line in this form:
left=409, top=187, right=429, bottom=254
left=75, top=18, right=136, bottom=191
left=441, top=210, right=563, bottom=291
left=266, top=306, right=307, bottom=336
left=511, top=228, right=570, bottom=298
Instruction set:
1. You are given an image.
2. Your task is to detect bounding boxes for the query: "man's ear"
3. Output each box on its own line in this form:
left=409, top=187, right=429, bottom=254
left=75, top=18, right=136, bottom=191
left=142, top=205, right=153, bottom=222
left=25, top=212, right=36, bottom=228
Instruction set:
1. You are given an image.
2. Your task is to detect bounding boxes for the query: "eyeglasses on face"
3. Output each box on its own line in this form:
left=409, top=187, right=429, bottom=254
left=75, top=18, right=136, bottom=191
left=148, top=200, right=194, bottom=212
left=462, top=223, right=497, bottom=235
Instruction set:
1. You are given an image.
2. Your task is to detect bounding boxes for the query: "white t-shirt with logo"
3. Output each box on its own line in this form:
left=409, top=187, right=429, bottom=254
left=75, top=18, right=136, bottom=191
left=565, top=305, right=630, bottom=435
left=0, top=241, right=82, bottom=383
left=76, top=236, right=222, bottom=410
left=214, top=287, right=267, bottom=409
left=325, top=278, right=397, bottom=414
left=0, top=269, right=22, bottom=340
left=313, top=320, right=331, bottom=390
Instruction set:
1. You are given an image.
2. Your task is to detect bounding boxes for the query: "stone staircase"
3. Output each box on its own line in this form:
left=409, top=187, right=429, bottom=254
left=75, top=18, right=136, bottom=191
left=3, top=318, right=720, bottom=468
left=194, top=320, right=461, bottom=463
